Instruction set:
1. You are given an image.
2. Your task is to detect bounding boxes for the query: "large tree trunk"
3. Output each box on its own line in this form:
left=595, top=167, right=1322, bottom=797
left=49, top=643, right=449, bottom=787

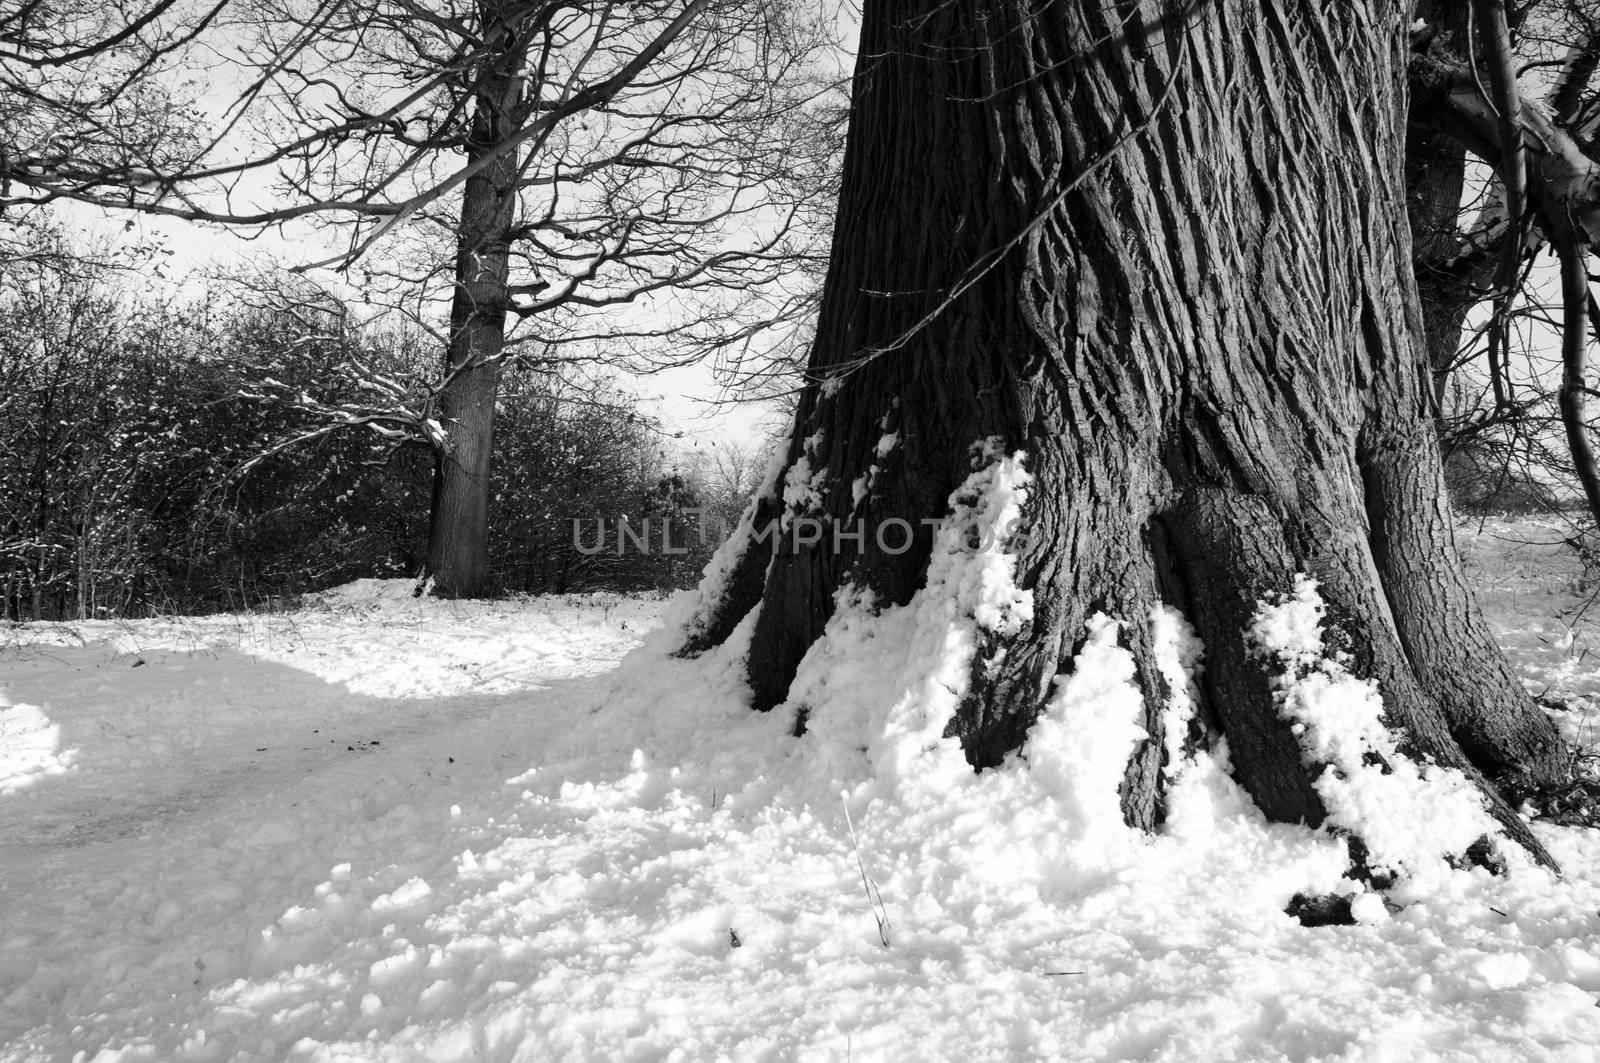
left=426, top=5, right=523, bottom=599
left=680, top=0, right=1569, bottom=871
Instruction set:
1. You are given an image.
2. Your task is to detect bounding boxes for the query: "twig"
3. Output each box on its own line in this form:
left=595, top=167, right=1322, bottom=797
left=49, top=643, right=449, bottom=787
left=840, top=791, right=890, bottom=948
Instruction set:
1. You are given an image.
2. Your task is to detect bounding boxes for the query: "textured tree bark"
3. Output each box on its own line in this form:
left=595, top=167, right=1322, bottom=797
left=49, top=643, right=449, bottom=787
left=679, top=0, right=1569, bottom=866
left=426, top=4, right=524, bottom=599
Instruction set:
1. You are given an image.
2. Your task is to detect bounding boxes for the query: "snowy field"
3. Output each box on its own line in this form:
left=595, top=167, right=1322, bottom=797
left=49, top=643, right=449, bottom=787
left=4, top=523, right=1600, bottom=1061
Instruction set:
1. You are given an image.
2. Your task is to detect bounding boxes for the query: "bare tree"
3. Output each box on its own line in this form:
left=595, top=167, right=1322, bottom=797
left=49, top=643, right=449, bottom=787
left=4, top=0, right=842, bottom=597
left=1406, top=1, right=1600, bottom=521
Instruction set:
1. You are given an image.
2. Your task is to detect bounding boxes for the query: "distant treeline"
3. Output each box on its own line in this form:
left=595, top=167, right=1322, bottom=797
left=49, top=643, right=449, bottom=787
left=0, top=249, right=752, bottom=621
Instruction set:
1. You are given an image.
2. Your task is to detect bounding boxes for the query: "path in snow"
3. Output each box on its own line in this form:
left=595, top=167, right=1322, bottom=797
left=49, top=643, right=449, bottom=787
left=0, top=590, right=660, bottom=1059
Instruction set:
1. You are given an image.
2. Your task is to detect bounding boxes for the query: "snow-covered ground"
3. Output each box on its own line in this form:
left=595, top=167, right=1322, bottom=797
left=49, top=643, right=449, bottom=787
left=4, top=523, right=1600, bottom=1061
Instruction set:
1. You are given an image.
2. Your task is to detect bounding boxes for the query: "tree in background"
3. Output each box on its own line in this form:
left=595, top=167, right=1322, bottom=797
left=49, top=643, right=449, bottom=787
left=1406, top=1, right=1600, bottom=519
left=3, top=0, right=841, bottom=598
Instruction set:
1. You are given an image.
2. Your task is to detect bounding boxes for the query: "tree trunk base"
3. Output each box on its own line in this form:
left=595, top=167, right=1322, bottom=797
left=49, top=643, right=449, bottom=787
left=672, top=0, right=1574, bottom=882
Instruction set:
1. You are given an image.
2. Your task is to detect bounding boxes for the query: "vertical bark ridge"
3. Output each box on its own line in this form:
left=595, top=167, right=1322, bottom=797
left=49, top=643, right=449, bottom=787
left=1158, top=489, right=1328, bottom=826
left=674, top=489, right=782, bottom=658
left=1361, top=428, right=1568, bottom=791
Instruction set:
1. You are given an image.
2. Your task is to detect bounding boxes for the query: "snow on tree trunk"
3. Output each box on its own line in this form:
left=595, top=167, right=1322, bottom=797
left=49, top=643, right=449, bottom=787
left=675, top=0, right=1571, bottom=874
